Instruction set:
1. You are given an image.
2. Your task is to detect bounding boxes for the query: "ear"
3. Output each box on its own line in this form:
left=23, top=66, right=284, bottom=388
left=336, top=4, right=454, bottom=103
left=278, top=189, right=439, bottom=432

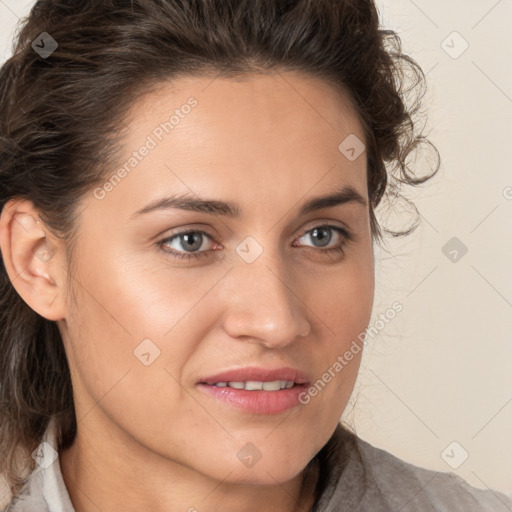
left=0, top=198, right=67, bottom=321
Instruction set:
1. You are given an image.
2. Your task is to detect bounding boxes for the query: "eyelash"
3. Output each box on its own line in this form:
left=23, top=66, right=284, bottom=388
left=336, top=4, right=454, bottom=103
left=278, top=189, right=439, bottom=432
left=157, top=224, right=354, bottom=261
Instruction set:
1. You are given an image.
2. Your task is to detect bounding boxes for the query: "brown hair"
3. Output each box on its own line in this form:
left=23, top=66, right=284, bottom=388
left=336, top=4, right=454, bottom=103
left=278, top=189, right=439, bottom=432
left=0, top=0, right=439, bottom=497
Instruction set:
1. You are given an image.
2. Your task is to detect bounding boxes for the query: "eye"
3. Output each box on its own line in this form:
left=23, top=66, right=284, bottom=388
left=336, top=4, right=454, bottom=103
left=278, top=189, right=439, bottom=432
left=158, top=224, right=353, bottom=261
left=293, top=225, right=352, bottom=255
left=159, top=230, right=217, bottom=260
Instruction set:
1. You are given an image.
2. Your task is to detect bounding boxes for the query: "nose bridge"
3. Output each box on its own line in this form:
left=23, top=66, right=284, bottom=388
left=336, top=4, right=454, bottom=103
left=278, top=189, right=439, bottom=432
left=222, top=242, right=311, bottom=347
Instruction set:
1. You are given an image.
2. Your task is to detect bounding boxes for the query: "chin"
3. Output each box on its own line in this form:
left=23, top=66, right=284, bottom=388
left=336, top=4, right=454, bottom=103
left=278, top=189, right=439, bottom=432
left=221, top=461, right=308, bottom=486
left=198, top=442, right=315, bottom=486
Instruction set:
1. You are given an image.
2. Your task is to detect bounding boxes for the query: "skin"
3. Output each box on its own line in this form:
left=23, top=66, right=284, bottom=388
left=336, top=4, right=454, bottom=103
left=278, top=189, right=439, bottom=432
left=0, top=70, right=375, bottom=512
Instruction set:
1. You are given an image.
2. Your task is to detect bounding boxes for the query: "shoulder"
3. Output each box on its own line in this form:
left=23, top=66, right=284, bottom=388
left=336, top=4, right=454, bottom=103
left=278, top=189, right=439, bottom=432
left=2, top=466, right=49, bottom=512
left=353, top=433, right=512, bottom=511
left=2, top=417, right=74, bottom=512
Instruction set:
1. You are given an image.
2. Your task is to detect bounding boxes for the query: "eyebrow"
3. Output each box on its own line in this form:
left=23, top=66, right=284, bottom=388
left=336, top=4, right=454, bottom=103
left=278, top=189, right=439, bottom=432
left=131, top=185, right=367, bottom=219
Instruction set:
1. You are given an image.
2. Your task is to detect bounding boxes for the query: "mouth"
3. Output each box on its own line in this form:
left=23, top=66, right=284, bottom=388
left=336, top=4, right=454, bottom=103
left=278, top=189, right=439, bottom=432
left=197, top=367, right=309, bottom=415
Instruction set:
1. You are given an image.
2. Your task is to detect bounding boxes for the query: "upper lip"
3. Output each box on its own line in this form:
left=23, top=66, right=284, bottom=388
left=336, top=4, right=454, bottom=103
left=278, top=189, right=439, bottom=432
left=199, top=366, right=309, bottom=385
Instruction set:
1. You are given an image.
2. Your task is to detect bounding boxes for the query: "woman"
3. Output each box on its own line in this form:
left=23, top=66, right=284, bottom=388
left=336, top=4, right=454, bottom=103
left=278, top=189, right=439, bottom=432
left=0, top=1, right=510, bottom=511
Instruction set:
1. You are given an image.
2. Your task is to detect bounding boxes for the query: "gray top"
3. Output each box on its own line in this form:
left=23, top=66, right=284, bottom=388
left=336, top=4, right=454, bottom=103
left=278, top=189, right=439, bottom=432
left=4, top=418, right=512, bottom=512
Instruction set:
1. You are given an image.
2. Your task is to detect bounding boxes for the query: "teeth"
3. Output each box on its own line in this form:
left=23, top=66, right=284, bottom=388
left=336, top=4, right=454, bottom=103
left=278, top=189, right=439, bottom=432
left=245, top=381, right=263, bottom=390
left=262, top=381, right=281, bottom=391
left=213, top=380, right=295, bottom=391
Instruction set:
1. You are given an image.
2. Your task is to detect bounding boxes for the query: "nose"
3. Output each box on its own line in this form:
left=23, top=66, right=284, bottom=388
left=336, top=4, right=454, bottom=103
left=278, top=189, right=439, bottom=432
left=222, top=256, right=311, bottom=349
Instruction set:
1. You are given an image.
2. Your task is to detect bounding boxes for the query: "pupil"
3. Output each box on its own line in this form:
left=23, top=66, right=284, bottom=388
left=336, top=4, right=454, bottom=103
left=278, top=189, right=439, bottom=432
left=312, top=227, right=331, bottom=247
left=182, top=232, right=202, bottom=251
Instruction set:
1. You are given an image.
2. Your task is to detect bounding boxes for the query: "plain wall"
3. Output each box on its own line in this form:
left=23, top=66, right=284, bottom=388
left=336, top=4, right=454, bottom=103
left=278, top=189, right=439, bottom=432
left=352, top=0, right=512, bottom=495
left=0, top=0, right=510, bottom=506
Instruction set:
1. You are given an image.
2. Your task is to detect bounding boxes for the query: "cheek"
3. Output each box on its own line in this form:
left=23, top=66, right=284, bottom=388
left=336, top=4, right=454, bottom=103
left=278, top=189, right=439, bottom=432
left=63, top=275, right=192, bottom=447
left=302, top=252, right=374, bottom=401
left=307, top=252, right=375, bottom=341
left=62, top=250, right=231, bottom=418
left=61, top=256, right=172, bottom=406
left=66, top=247, right=217, bottom=353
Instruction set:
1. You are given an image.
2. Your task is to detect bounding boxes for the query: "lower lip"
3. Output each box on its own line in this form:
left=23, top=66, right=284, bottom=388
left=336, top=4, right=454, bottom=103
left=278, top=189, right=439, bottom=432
left=197, top=384, right=307, bottom=415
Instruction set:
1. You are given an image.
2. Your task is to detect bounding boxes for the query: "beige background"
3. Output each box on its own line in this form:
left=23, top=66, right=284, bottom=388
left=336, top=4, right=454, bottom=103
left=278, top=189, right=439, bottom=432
left=0, top=0, right=511, bottom=506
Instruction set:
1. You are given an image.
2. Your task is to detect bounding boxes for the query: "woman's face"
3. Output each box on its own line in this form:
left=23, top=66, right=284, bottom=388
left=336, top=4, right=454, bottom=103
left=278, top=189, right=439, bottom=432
left=59, top=71, right=374, bottom=485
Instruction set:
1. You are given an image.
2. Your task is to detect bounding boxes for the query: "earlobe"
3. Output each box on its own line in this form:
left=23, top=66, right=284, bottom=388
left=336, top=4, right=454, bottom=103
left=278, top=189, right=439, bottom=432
left=0, top=199, right=66, bottom=321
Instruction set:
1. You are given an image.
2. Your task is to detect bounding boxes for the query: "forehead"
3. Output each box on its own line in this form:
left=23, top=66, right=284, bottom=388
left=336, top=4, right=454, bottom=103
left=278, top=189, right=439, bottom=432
left=93, top=70, right=368, bottom=222
left=127, top=70, right=365, bottom=145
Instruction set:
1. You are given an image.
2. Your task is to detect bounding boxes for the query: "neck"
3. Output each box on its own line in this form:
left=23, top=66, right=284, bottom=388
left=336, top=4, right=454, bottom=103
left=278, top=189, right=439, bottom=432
left=59, top=420, right=319, bottom=512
